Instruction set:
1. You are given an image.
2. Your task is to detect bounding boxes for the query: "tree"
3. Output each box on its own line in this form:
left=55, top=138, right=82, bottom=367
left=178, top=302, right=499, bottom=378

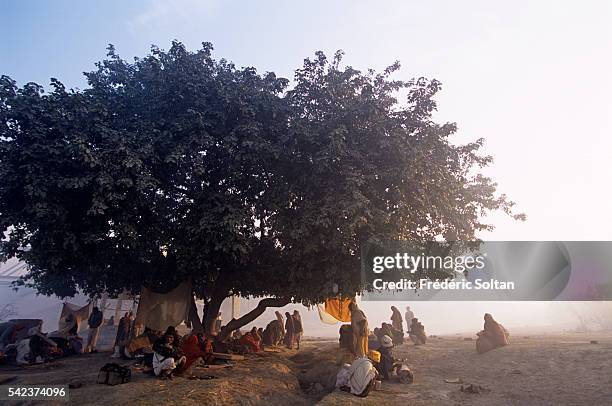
left=0, top=42, right=523, bottom=337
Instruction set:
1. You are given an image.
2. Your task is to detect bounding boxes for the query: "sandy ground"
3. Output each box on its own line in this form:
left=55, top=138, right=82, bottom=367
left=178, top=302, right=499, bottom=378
left=319, top=332, right=612, bottom=406
left=1, top=332, right=612, bottom=405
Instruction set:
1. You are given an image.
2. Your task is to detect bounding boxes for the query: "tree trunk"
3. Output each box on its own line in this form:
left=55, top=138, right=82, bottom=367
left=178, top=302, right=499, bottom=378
left=203, top=294, right=225, bottom=336
left=216, top=297, right=291, bottom=342
left=188, top=297, right=204, bottom=334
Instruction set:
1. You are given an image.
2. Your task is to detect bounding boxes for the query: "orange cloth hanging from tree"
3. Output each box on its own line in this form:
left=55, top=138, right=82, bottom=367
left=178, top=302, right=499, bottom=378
left=324, top=298, right=352, bottom=322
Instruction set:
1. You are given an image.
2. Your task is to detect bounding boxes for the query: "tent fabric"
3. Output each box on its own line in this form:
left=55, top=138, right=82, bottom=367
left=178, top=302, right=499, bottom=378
left=4, top=319, right=42, bottom=343
left=317, top=304, right=340, bottom=325
left=135, top=281, right=192, bottom=331
left=317, top=298, right=353, bottom=324
left=60, top=302, right=92, bottom=326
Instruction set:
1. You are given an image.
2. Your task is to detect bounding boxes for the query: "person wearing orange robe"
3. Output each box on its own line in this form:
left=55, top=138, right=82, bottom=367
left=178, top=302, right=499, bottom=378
left=349, top=302, right=369, bottom=357
left=476, top=313, right=509, bottom=354
left=239, top=332, right=262, bottom=353
left=175, top=334, right=206, bottom=375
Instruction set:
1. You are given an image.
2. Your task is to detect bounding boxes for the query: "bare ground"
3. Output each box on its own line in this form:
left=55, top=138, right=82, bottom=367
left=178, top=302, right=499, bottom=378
left=2, top=332, right=612, bottom=405
left=319, top=332, right=612, bottom=406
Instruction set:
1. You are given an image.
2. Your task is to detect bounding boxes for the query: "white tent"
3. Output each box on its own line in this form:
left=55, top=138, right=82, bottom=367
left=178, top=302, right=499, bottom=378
left=0, top=258, right=131, bottom=333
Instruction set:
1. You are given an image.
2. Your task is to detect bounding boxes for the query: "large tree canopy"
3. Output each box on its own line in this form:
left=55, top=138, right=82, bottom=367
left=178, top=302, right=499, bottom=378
left=0, top=42, right=523, bottom=334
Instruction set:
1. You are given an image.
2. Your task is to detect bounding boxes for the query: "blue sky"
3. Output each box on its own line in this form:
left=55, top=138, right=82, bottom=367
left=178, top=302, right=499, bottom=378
left=2, top=0, right=612, bottom=240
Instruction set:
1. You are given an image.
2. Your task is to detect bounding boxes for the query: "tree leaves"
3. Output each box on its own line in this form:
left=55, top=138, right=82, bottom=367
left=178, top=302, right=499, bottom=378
left=0, top=43, right=523, bottom=303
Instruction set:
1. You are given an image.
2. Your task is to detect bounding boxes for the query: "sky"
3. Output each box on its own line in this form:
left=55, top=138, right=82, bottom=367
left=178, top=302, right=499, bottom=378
left=2, top=0, right=611, bottom=335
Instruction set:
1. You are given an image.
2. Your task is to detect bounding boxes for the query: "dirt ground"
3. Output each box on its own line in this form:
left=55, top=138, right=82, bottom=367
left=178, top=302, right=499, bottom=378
left=1, top=332, right=612, bottom=405
left=320, top=332, right=612, bottom=406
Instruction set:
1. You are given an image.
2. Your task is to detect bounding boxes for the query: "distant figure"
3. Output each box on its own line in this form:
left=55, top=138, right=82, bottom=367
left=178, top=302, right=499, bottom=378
left=250, top=327, right=262, bottom=347
left=85, top=306, right=103, bottom=353
left=107, top=315, right=115, bottom=326
left=404, top=306, right=414, bottom=332
left=375, top=322, right=403, bottom=346
left=292, top=310, right=304, bottom=350
left=239, top=331, right=262, bottom=353
left=263, top=319, right=283, bottom=346
left=476, top=313, right=509, bottom=354
left=112, top=312, right=131, bottom=358
left=283, top=311, right=295, bottom=349
left=349, top=302, right=369, bottom=357
left=408, top=318, right=427, bottom=345
left=212, top=312, right=223, bottom=335
left=390, top=306, right=403, bottom=332
left=275, top=311, right=285, bottom=338
left=50, top=313, right=78, bottom=339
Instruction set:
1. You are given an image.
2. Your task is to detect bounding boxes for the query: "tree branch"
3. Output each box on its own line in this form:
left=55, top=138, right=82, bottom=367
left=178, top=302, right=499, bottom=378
left=217, top=297, right=291, bottom=341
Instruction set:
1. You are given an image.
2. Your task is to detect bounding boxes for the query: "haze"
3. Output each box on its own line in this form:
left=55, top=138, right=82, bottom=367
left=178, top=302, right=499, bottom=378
left=2, top=0, right=610, bottom=336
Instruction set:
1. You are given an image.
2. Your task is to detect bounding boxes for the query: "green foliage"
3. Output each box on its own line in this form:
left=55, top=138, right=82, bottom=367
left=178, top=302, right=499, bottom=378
left=0, top=42, right=523, bottom=303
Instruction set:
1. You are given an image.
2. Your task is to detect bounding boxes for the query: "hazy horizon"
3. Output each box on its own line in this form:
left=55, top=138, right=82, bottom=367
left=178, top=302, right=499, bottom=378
left=2, top=1, right=611, bottom=336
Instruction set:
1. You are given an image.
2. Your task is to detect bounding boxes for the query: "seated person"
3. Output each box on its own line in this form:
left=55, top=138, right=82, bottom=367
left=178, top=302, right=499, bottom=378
left=196, top=333, right=214, bottom=364
left=153, top=334, right=186, bottom=379
left=250, top=327, right=262, bottom=347
left=476, top=313, right=509, bottom=354
left=12, top=327, right=56, bottom=365
left=263, top=320, right=282, bottom=346
left=337, top=350, right=380, bottom=397
left=174, top=334, right=208, bottom=375
left=124, top=329, right=161, bottom=359
left=367, top=328, right=380, bottom=351
left=376, top=323, right=393, bottom=341
left=408, top=318, right=427, bottom=345
left=163, top=326, right=181, bottom=348
left=375, top=335, right=395, bottom=380
left=238, top=331, right=261, bottom=353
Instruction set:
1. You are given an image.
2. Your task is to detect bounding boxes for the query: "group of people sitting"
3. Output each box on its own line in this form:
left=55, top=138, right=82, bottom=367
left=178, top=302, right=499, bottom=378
left=117, top=325, right=216, bottom=379
left=0, top=313, right=88, bottom=366
left=335, top=334, right=400, bottom=397
left=150, top=326, right=215, bottom=379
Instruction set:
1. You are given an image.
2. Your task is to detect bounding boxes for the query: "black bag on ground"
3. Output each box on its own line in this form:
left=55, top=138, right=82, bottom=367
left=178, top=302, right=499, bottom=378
left=97, top=363, right=131, bottom=385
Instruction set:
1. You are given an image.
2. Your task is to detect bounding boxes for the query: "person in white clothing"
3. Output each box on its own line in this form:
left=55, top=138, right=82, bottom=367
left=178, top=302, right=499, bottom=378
left=152, top=334, right=186, bottom=379
left=405, top=306, right=415, bottom=332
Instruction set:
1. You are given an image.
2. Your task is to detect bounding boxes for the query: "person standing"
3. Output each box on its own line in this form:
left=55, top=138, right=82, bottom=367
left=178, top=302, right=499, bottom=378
left=112, top=312, right=130, bottom=358
left=390, top=306, right=403, bottom=332
left=85, top=306, right=103, bottom=353
left=283, top=311, right=295, bottom=349
left=212, top=312, right=223, bottom=335
left=275, top=311, right=285, bottom=339
left=404, top=306, right=414, bottom=332
left=349, top=302, right=369, bottom=357
left=292, top=310, right=303, bottom=350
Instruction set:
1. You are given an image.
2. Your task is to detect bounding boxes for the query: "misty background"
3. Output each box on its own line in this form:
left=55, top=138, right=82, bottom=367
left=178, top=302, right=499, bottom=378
left=1, top=0, right=611, bottom=335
